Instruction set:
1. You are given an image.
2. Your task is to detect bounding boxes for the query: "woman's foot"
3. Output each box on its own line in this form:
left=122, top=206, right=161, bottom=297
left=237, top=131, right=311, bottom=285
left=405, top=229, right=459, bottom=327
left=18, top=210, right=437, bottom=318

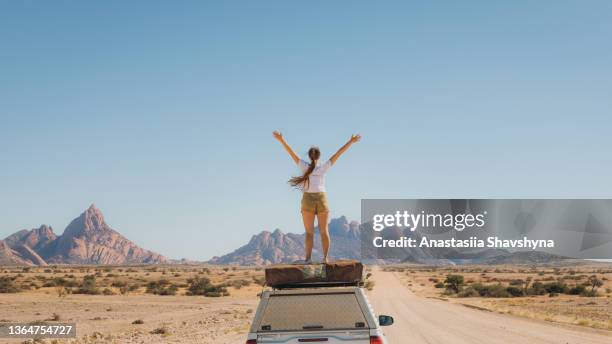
left=323, top=257, right=329, bottom=264
left=293, top=258, right=312, bottom=264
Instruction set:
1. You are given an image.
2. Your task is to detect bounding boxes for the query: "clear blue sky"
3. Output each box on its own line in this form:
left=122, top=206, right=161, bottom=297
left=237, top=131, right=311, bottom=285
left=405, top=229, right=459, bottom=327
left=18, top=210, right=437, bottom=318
left=1, top=1, right=611, bottom=260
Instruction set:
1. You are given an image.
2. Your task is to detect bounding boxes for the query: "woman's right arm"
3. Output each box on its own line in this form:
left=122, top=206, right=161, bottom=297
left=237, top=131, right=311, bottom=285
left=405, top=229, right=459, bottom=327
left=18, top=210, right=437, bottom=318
left=273, top=131, right=300, bottom=164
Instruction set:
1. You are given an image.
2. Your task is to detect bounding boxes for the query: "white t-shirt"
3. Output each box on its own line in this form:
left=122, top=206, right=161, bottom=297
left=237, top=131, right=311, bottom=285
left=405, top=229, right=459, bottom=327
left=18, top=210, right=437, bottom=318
left=297, top=159, right=333, bottom=193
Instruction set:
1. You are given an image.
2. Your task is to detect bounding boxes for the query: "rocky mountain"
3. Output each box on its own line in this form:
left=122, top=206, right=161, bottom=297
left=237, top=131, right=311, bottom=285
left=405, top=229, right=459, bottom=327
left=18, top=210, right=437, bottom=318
left=209, top=216, right=361, bottom=265
left=477, top=250, right=568, bottom=265
left=4, top=224, right=57, bottom=258
left=210, top=217, right=568, bottom=266
left=0, top=240, right=47, bottom=266
left=0, top=205, right=168, bottom=266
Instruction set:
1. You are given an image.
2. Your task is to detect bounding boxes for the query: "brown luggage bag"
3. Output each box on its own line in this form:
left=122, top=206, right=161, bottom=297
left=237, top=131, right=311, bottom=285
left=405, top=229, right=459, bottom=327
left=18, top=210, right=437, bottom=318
left=265, top=259, right=364, bottom=287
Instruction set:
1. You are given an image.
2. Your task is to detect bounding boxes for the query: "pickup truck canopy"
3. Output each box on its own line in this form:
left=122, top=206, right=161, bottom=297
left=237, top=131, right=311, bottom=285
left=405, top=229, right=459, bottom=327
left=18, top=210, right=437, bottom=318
left=254, top=288, right=372, bottom=333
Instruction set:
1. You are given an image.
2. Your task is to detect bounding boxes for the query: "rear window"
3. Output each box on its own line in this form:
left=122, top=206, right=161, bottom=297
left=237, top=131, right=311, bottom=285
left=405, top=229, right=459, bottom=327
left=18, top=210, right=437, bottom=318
left=258, top=292, right=368, bottom=332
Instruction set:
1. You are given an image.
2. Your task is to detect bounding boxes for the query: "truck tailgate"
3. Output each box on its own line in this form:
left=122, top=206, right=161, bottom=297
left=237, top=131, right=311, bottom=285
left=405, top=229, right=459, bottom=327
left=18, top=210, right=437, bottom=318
left=257, top=330, right=371, bottom=343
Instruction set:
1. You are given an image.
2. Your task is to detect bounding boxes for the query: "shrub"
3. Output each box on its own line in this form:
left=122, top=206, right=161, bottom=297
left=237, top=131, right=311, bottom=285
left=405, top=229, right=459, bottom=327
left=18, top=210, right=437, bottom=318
left=150, top=327, right=168, bottom=335
left=230, top=279, right=251, bottom=289
left=471, top=283, right=510, bottom=297
left=587, top=276, right=603, bottom=293
left=111, top=280, right=127, bottom=288
left=509, top=279, right=524, bottom=286
left=56, top=285, right=69, bottom=298
left=543, top=281, right=568, bottom=294
left=506, top=286, right=524, bottom=297
left=580, top=289, right=597, bottom=297
left=485, top=284, right=510, bottom=298
left=146, top=279, right=178, bottom=295
left=102, top=288, right=115, bottom=295
left=186, top=277, right=228, bottom=297
left=252, top=276, right=265, bottom=286
left=457, top=287, right=480, bottom=297
left=44, top=277, right=77, bottom=288
left=569, top=285, right=586, bottom=295
left=527, top=282, right=547, bottom=295
left=434, top=282, right=445, bottom=288
left=0, top=276, right=19, bottom=293
left=74, top=275, right=99, bottom=295
left=132, top=319, right=144, bottom=324
left=444, top=275, right=464, bottom=293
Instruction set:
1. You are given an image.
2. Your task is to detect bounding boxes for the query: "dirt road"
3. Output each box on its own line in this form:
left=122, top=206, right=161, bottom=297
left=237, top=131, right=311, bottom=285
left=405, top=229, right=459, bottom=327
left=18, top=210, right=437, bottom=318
left=368, top=269, right=611, bottom=344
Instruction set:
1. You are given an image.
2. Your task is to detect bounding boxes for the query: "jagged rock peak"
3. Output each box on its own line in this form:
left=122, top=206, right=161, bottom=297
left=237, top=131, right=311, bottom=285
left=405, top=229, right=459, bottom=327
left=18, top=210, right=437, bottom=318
left=84, top=203, right=105, bottom=229
left=32, top=224, right=56, bottom=237
left=62, top=204, right=107, bottom=237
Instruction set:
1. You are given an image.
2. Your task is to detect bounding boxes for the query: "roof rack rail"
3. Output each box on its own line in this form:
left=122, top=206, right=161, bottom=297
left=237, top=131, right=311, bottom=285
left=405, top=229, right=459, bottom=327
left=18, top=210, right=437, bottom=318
left=271, top=281, right=364, bottom=290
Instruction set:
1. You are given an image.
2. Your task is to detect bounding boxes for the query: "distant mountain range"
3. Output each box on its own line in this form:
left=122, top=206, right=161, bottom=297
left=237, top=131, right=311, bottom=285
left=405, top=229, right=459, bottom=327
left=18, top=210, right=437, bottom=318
left=209, top=216, right=568, bottom=266
left=0, top=205, right=168, bottom=266
left=1, top=207, right=569, bottom=266
left=209, top=216, right=361, bottom=265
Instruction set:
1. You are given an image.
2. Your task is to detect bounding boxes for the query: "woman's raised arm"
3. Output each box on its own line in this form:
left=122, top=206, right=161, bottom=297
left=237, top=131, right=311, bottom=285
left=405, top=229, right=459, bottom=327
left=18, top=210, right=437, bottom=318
left=273, top=131, right=300, bottom=164
left=329, top=134, right=361, bottom=165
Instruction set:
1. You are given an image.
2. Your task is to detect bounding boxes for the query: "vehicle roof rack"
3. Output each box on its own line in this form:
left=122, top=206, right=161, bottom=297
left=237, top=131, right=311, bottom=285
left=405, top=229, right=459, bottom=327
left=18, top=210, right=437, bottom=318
left=271, top=281, right=364, bottom=290
left=265, top=260, right=365, bottom=289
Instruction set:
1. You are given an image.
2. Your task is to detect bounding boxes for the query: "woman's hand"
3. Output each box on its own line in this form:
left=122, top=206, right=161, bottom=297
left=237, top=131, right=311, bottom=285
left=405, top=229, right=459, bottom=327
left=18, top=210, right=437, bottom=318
left=273, top=130, right=283, bottom=141
left=330, top=134, right=361, bottom=165
left=273, top=130, right=299, bottom=164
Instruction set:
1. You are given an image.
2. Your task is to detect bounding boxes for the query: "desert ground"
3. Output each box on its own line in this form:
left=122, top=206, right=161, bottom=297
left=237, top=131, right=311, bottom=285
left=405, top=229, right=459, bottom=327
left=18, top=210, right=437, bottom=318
left=0, top=263, right=610, bottom=343
left=0, top=265, right=263, bottom=344
left=371, top=266, right=612, bottom=344
left=386, top=263, right=612, bottom=331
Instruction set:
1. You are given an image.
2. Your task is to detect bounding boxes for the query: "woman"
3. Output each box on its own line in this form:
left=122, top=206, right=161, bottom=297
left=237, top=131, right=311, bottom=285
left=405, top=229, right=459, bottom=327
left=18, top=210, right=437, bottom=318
left=273, top=131, right=361, bottom=263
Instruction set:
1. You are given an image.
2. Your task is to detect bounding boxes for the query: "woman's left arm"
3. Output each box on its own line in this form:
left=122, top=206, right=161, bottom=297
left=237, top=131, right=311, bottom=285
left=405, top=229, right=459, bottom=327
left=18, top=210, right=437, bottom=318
left=329, top=134, right=361, bottom=165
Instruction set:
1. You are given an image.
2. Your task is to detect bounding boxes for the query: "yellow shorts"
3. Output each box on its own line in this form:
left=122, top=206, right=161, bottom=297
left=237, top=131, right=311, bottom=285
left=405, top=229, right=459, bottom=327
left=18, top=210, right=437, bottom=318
left=301, top=192, right=329, bottom=214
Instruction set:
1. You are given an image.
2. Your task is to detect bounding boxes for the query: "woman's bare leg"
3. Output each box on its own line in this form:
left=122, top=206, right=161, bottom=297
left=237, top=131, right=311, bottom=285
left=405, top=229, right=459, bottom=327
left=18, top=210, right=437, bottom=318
left=317, top=212, right=330, bottom=262
left=301, top=211, right=316, bottom=262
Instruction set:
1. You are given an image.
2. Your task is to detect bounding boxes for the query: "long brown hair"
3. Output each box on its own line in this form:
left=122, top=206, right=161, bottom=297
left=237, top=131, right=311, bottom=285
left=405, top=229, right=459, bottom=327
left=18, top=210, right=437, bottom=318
left=289, top=146, right=320, bottom=189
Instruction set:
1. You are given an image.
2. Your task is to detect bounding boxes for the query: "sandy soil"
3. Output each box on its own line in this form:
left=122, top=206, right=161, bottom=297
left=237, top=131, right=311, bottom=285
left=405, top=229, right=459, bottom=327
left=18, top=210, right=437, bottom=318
left=391, top=264, right=612, bottom=330
left=0, top=265, right=262, bottom=344
left=0, top=292, right=257, bottom=344
left=368, top=268, right=612, bottom=344
left=1, top=264, right=611, bottom=343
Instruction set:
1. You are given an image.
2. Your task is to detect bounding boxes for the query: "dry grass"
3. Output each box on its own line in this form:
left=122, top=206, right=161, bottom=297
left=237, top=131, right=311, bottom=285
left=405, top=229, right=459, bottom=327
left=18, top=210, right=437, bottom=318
left=0, top=264, right=262, bottom=343
left=388, top=263, right=612, bottom=330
